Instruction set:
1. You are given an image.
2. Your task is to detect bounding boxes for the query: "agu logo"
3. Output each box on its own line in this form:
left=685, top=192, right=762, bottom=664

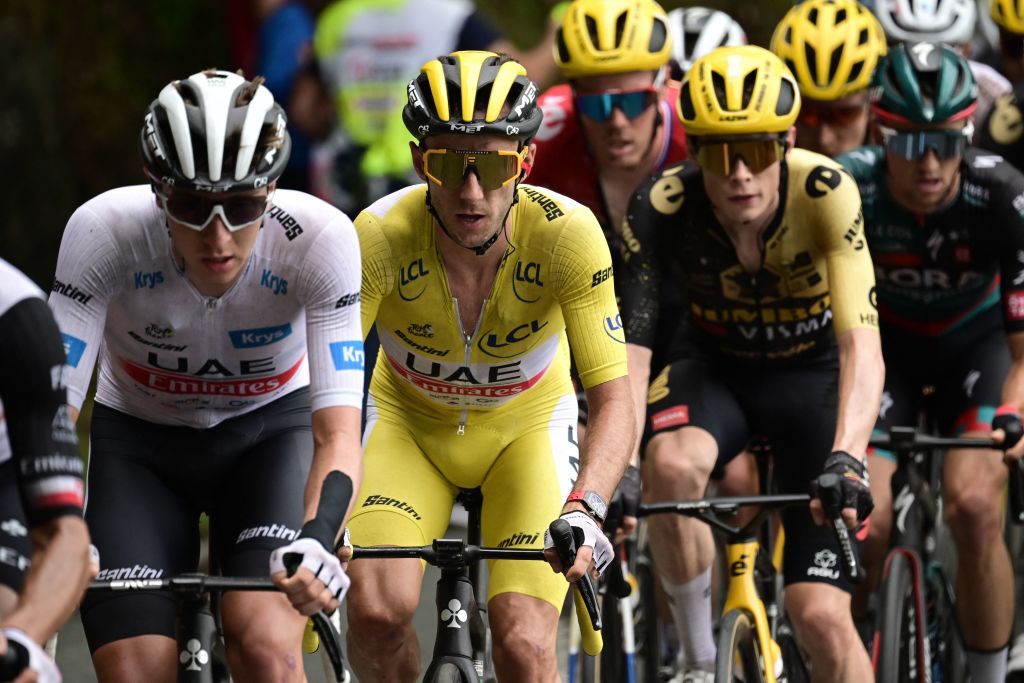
left=330, top=341, right=365, bottom=370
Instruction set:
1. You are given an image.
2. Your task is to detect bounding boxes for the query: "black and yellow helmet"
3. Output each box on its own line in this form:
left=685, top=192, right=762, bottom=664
left=554, top=0, right=672, bottom=78
left=403, top=51, right=542, bottom=143
left=678, top=45, right=801, bottom=137
left=991, top=0, right=1024, bottom=34
left=771, top=0, right=887, bottom=101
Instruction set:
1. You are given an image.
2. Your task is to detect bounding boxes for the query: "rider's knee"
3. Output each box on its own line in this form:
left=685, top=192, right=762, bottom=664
left=787, top=588, right=853, bottom=655
left=491, top=622, right=556, bottom=674
left=643, top=430, right=715, bottom=496
left=944, top=483, right=1003, bottom=540
left=346, top=584, right=418, bottom=644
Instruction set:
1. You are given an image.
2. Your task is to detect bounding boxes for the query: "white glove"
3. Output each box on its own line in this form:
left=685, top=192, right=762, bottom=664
left=543, top=511, right=614, bottom=576
left=3, top=628, right=61, bottom=683
left=269, top=538, right=351, bottom=603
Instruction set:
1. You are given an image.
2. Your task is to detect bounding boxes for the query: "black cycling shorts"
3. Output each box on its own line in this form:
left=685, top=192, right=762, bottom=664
left=874, top=320, right=1010, bottom=460
left=0, top=462, right=31, bottom=593
left=80, top=388, right=313, bottom=652
left=642, top=350, right=863, bottom=592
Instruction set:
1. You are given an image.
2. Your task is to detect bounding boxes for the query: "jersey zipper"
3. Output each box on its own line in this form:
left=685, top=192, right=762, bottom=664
left=450, top=297, right=488, bottom=435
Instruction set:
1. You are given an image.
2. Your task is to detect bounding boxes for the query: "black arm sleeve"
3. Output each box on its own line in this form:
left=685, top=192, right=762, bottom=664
left=618, top=181, right=669, bottom=350
left=0, top=298, right=84, bottom=526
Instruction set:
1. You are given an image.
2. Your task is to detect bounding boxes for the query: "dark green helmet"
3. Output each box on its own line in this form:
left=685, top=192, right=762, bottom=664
left=871, top=41, right=977, bottom=124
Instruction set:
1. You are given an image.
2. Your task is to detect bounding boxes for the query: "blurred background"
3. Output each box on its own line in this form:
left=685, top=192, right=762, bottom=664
left=0, top=0, right=796, bottom=286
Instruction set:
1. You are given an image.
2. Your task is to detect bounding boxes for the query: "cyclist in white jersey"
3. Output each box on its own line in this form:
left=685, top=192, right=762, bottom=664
left=0, top=257, right=94, bottom=683
left=48, top=70, right=363, bottom=683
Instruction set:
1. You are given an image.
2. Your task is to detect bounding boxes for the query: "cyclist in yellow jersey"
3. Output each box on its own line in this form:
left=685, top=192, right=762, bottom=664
left=619, top=46, right=884, bottom=682
left=343, top=51, right=634, bottom=682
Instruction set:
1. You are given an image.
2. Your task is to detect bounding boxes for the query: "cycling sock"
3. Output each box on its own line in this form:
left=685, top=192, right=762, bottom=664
left=966, top=645, right=1008, bottom=683
left=660, top=568, right=716, bottom=669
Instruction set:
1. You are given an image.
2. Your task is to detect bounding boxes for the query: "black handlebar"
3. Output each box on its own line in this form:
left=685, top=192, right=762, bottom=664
left=0, top=639, right=29, bottom=681
left=548, top=518, right=602, bottom=631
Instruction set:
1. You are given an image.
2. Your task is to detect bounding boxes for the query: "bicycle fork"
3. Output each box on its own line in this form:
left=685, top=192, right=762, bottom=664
left=722, top=540, right=782, bottom=683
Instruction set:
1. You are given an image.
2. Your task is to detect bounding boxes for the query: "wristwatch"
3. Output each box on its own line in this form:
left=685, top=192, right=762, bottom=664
left=565, top=490, right=608, bottom=523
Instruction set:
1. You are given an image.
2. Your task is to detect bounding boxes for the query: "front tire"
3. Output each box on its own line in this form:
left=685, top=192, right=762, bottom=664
left=716, top=609, right=765, bottom=683
left=431, top=662, right=467, bottom=683
left=875, top=552, right=924, bottom=682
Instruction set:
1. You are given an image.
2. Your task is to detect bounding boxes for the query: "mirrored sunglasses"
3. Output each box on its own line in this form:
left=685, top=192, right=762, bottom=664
left=575, top=88, right=659, bottom=123
left=422, top=148, right=526, bottom=190
left=693, top=138, right=787, bottom=176
left=878, top=124, right=972, bottom=161
left=158, top=190, right=274, bottom=232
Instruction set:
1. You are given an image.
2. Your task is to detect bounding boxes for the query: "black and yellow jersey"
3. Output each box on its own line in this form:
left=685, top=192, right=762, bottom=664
left=356, top=184, right=628, bottom=422
left=620, top=148, right=878, bottom=364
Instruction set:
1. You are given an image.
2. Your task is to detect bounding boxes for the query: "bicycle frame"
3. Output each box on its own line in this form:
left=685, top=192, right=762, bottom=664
left=721, top=538, right=782, bottom=683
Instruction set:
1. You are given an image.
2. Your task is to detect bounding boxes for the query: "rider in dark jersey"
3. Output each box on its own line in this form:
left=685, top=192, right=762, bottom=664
left=0, top=257, right=92, bottom=683
left=837, top=41, right=1024, bottom=682
left=621, top=45, right=883, bottom=682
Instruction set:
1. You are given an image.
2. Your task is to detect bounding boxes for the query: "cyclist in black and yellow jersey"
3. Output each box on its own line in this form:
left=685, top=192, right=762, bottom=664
left=620, top=45, right=884, bottom=682
left=342, top=51, right=634, bottom=682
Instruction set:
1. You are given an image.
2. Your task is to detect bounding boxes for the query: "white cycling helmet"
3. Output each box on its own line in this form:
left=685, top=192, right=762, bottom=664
left=874, top=0, right=976, bottom=45
left=667, top=7, right=746, bottom=76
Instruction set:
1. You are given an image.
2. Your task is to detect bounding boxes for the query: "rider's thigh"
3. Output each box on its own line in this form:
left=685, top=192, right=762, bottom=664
left=489, top=592, right=559, bottom=680
left=92, top=634, right=178, bottom=683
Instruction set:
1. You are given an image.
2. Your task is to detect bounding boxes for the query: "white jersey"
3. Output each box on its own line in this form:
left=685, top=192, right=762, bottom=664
left=0, top=258, right=46, bottom=465
left=49, top=186, right=363, bottom=428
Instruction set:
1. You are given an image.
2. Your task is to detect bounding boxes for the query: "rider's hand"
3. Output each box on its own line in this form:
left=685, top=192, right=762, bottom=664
left=542, top=511, right=613, bottom=582
left=2, top=628, right=61, bottom=683
left=809, top=450, right=873, bottom=529
left=992, top=404, right=1024, bottom=462
left=270, top=538, right=350, bottom=617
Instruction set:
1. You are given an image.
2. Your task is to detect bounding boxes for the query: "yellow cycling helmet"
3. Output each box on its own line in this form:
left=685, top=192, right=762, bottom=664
left=992, top=0, right=1024, bottom=34
left=678, top=45, right=801, bottom=137
left=555, top=0, right=672, bottom=78
left=771, top=0, right=887, bottom=101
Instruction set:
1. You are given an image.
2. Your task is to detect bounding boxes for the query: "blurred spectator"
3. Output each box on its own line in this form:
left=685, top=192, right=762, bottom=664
left=289, top=0, right=557, bottom=216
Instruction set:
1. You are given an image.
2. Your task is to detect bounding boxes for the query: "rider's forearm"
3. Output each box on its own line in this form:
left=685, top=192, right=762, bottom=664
left=2, top=516, right=92, bottom=645
left=305, top=406, right=363, bottom=534
left=832, top=328, right=885, bottom=460
left=572, top=376, right=636, bottom=506
left=625, top=343, right=653, bottom=461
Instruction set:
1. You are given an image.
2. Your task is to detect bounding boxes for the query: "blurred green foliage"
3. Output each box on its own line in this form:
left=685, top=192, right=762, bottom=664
left=0, top=0, right=791, bottom=287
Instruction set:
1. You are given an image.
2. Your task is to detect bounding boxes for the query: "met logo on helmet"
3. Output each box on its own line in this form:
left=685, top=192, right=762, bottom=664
left=450, top=123, right=485, bottom=133
left=512, top=82, right=538, bottom=119
left=143, top=112, right=166, bottom=161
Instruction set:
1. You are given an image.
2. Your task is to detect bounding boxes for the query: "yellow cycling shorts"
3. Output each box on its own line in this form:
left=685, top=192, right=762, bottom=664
left=348, top=390, right=580, bottom=610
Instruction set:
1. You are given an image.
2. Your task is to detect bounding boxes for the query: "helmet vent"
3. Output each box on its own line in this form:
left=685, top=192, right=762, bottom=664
left=805, top=43, right=818, bottom=83
left=848, top=60, right=864, bottom=84
left=679, top=84, right=696, bottom=120
left=615, top=11, right=628, bottom=47
left=829, top=45, right=844, bottom=83
left=741, top=70, right=758, bottom=109
left=776, top=79, right=796, bottom=116
left=556, top=29, right=571, bottom=63
left=586, top=15, right=600, bottom=48
left=711, top=71, right=728, bottom=108
left=649, top=17, right=668, bottom=52
left=808, top=8, right=819, bottom=25
left=835, top=8, right=847, bottom=24
left=859, top=27, right=869, bottom=45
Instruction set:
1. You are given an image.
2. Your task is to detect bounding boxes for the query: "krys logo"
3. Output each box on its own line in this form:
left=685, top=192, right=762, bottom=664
left=477, top=319, right=548, bottom=358
left=260, top=269, right=288, bottom=295
left=604, top=313, right=626, bottom=343
left=511, top=261, right=543, bottom=303
left=229, top=323, right=292, bottom=349
left=398, top=258, right=430, bottom=301
left=134, top=270, right=164, bottom=289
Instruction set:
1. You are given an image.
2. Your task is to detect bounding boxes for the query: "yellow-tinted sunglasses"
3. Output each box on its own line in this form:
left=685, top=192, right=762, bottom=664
left=422, top=148, right=527, bottom=190
left=693, top=138, right=786, bottom=176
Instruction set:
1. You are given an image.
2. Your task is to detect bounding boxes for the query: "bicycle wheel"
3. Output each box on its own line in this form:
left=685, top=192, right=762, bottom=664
left=776, top=623, right=809, bottom=683
left=634, top=556, right=670, bottom=683
left=926, top=565, right=967, bottom=683
left=716, top=609, right=765, bottom=683
left=875, top=552, right=925, bottom=683
left=431, top=662, right=467, bottom=683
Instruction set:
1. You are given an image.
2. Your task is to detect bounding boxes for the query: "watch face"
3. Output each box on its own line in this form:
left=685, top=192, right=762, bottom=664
left=584, top=491, right=608, bottom=520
